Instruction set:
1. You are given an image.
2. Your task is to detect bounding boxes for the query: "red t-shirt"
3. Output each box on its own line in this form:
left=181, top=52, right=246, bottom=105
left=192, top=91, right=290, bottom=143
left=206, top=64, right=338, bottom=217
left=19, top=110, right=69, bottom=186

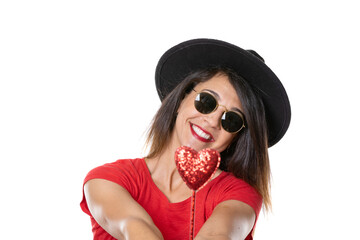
left=80, top=158, right=262, bottom=240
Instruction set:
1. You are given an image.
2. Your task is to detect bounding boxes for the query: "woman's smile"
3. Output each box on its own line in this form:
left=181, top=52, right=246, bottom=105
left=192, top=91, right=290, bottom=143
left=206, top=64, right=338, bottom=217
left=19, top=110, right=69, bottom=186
left=190, top=123, right=214, bottom=142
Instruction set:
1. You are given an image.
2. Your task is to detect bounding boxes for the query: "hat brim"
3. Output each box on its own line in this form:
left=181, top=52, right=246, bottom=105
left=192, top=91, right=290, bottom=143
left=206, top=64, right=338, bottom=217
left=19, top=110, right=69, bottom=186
left=155, top=38, right=291, bottom=147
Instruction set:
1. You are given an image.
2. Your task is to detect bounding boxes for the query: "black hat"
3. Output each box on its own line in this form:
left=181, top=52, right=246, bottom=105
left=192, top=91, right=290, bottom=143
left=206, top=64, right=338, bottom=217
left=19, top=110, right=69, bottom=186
left=155, top=38, right=291, bottom=147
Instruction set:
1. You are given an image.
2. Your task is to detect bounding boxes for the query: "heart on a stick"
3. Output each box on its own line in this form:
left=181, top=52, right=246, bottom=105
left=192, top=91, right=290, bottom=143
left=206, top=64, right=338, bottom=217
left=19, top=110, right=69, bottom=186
left=175, top=146, right=221, bottom=191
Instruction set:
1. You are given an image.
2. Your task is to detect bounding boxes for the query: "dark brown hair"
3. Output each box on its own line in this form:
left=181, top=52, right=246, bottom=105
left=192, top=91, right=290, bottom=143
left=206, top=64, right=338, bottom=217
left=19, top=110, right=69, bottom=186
left=146, top=67, right=271, bottom=211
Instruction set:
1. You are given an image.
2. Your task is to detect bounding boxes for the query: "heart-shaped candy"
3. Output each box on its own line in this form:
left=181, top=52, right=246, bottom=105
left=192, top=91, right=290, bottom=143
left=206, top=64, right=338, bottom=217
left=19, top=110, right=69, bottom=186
left=175, top=146, right=221, bottom=191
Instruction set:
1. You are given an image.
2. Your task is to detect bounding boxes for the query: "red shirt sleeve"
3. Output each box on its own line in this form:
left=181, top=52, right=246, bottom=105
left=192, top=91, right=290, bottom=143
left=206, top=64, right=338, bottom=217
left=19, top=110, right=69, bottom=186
left=213, top=173, right=263, bottom=219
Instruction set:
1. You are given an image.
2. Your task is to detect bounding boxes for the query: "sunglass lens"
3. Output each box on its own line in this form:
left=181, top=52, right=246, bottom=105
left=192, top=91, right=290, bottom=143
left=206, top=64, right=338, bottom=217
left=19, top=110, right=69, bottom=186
left=221, top=111, right=244, bottom=133
left=194, top=92, right=217, bottom=114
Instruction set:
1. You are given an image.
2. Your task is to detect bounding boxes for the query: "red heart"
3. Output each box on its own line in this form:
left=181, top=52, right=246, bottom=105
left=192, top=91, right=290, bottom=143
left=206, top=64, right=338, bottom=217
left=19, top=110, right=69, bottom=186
left=175, top=146, right=221, bottom=191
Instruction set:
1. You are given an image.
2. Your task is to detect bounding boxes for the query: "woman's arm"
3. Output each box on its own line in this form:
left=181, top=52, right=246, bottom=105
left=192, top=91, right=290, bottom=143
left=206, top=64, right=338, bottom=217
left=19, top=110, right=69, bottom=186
left=195, top=200, right=256, bottom=240
left=84, top=179, right=164, bottom=240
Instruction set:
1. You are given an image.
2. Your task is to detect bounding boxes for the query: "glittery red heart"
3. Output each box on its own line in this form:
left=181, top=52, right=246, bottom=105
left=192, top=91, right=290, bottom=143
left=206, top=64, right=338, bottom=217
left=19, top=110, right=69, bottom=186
left=175, top=146, right=221, bottom=191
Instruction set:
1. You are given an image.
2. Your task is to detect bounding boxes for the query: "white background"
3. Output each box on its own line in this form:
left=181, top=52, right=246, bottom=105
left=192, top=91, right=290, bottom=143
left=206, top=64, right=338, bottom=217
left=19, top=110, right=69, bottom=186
left=1, top=1, right=359, bottom=239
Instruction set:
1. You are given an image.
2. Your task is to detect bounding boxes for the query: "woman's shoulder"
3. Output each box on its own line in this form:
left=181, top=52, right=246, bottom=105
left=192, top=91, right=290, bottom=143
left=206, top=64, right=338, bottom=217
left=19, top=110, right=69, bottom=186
left=80, top=158, right=147, bottom=217
left=207, top=171, right=263, bottom=216
left=111, top=158, right=146, bottom=169
left=83, top=158, right=146, bottom=184
left=213, top=171, right=254, bottom=188
left=92, top=157, right=145, bottom=171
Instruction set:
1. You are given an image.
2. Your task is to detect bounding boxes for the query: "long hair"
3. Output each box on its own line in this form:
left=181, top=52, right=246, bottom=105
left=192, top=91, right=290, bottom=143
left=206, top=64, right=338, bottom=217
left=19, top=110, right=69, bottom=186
left=146, top=67, right=271, bottom=211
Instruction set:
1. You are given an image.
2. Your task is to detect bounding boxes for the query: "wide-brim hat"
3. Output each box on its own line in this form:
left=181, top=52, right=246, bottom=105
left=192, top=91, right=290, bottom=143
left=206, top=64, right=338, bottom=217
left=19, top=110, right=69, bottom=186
left=155, top=38, right=291, bottom=147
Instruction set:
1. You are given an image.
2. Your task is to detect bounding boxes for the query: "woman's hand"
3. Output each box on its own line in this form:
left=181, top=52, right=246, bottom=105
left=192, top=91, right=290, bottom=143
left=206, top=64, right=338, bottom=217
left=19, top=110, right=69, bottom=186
left=194, top=200, right=255, bottom=240
left=84, top=179, right=164, bottom=240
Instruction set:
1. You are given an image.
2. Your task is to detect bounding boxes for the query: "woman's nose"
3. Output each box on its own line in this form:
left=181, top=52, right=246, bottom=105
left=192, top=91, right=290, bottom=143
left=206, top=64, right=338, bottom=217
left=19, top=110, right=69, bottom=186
left=205, top=107, right=225, bottom=129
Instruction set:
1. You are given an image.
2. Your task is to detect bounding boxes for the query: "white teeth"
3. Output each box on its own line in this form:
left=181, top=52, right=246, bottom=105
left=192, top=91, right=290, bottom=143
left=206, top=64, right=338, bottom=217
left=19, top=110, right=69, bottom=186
left=192, top=125, right=211, bottom=140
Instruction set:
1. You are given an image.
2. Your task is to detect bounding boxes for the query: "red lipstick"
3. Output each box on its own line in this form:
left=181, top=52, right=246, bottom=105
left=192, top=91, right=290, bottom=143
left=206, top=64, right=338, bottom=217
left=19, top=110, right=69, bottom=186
left=190, top=123, right=214, bottom=142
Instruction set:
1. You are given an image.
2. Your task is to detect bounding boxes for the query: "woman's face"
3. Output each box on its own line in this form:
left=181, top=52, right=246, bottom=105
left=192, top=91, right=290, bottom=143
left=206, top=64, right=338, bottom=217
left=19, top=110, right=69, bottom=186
left=172, top=73, right=243, bottom=152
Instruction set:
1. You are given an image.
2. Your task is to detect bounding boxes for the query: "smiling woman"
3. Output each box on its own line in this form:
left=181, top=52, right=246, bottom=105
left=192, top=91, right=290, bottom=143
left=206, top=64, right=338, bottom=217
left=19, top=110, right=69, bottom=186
left=80, top=38, right=291, bottom=240
left=147, top=66, right=271, bottom=210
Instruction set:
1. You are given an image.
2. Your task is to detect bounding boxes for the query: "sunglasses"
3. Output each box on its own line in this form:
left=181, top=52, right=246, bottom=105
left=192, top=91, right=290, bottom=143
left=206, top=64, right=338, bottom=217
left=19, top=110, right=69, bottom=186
left=193, top=90, right=246, bottom=133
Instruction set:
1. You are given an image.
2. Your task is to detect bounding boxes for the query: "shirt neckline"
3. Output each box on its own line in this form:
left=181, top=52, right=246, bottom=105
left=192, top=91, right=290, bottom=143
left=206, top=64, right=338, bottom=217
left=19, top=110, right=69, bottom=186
left=139, top=158, right=226, bottom=206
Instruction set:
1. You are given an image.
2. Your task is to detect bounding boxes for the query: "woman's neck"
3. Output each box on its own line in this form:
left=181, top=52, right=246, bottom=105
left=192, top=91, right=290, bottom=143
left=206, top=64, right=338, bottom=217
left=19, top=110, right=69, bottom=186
left=146, top=144, right=181, bottom=187
left=145, top=141, right=193, bottom=202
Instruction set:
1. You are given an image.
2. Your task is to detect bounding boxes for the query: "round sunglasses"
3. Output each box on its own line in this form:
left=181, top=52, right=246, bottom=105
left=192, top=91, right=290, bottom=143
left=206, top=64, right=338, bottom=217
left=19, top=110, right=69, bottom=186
left=193, top=90, right=246, bottom=133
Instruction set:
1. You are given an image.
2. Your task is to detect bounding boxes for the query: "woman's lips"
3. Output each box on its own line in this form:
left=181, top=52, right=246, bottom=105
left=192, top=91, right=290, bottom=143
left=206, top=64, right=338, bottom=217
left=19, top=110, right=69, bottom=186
left=190, top=123, right=214, bottom=142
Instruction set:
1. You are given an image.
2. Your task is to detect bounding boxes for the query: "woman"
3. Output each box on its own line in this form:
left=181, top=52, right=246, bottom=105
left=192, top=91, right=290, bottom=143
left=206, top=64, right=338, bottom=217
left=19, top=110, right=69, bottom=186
left=80, top=39, right=291, bottom=240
